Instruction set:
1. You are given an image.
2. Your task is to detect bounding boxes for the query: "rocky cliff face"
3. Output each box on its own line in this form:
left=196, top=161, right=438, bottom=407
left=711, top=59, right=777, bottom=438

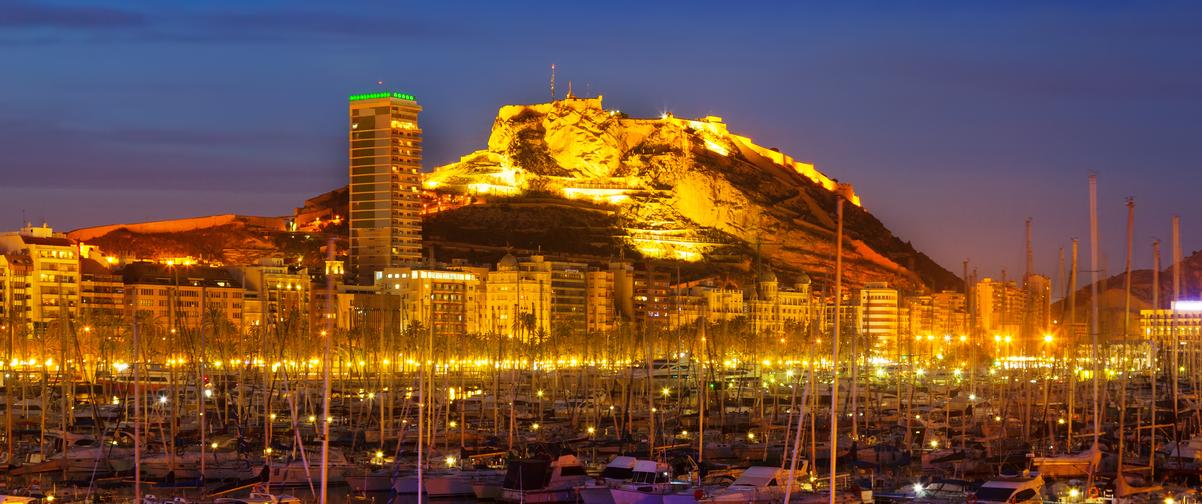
left=426, top=96, right=959, bottom=291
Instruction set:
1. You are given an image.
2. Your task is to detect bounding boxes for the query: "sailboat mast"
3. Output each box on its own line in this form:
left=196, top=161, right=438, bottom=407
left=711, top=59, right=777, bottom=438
left=320, top=241, right=334, bottom=504
left=1088, top=173, right=1100, bottom=452
left=199, top=284, right=207, bottom=480
left=1023, top=219, right=1034, bottom=441
left=1117, top=197, right=1134, bottom=484
left=697, top=319, right=706, bottom=472
left=964, top=260, right=974, bottom=399
left=1066, top=239, right=1078, bottom=451
left=4, top=282, right=11, bottom=465
left=417, top=292, right=430, bottom=498
left=133, top=292, right=142, bottom=503
left=1171, top=216, right=1182, bottom=463
left=828, top=196, right=844, bottom=504
left=1150, top=238, right=1160, bottom=480
left=783, top=363, right=811, bottom=503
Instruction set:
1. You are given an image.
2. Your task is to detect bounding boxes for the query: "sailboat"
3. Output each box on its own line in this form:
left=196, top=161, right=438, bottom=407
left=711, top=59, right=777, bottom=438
left=213, top=485, right=302, bottom=504
left=1034, top=176, right=1105, bottom=482
left=1030, top=445, right=1100, bottom=478
left=10, top=429, right=133, bottom=478
left=139, top=434, right=258, bottom=481
left=1111, top=198, right=1164, bottom=499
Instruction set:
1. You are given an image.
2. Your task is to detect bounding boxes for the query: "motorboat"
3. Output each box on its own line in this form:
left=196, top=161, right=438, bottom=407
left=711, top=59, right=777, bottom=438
left=577, top=455, right=637, bottom=504
left=500, top=454, right=591, bottom=503
left=971, top=475, right=1045, bottom=504
left=609, top=459, right=695, bottom=504
left=877, top=479, right=973, bottom=503
left=392, top=469, right=493, bottom=498
left=700, top=466, right=808, bottom=503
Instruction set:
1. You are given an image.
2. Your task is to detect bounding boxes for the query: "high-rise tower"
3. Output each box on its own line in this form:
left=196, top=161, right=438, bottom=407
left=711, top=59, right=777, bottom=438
left=347, top=91, right=423, bottom=284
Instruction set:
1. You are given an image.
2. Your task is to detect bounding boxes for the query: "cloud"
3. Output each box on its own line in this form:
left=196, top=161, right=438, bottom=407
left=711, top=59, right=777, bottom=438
left=0, top=1, right=146, bottom=29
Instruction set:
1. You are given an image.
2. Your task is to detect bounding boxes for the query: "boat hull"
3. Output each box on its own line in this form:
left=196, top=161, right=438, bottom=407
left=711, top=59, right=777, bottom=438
left=392, top=474, right=477, bottom=497
left=501, top=488, right=579, bottom=503
left=578, top=486, right=616, bottom=504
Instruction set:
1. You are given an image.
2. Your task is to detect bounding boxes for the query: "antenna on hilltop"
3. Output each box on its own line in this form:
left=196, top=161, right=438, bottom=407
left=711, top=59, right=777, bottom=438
left=550, top=64, right=556, bottom=101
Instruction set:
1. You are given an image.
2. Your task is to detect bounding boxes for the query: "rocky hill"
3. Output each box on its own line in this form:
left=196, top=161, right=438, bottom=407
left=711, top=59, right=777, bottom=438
left=423, top=96, right=959, bottom=291
left=67, top=96, right=960, bottom=291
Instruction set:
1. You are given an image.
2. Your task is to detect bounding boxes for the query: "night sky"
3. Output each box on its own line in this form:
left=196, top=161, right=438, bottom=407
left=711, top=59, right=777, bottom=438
left=2, top=1, right=1200, bottom=284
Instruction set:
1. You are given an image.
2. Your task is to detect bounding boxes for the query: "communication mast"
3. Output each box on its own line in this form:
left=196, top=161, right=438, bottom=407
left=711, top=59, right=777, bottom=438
left=550, top=64, right=556, bottom=101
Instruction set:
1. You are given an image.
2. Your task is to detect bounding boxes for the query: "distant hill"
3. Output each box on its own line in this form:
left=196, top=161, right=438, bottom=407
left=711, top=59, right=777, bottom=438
left=1054, top=248, right=1202, bottom=339
left=68, top=214, right=336, bottom=267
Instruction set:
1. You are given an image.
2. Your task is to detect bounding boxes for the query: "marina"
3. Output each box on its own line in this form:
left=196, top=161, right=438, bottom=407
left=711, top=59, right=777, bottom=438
left=3, top=3, right=1201, bottom=502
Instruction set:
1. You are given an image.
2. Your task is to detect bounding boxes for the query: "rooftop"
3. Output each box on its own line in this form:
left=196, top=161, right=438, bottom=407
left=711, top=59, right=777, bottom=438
left=348, top=91, right=416, bottom=102
left=121, top=261, right=241, bottom=288
left=18, top=235, right=75, bottom=247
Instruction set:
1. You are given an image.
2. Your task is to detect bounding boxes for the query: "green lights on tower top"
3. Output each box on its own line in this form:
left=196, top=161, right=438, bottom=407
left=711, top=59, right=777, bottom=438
left=348, top=92, right=416, bottom=102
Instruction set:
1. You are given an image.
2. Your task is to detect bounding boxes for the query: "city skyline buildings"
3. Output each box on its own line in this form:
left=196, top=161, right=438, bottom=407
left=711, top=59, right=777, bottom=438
left=2, top=2, right=1200, bottom=283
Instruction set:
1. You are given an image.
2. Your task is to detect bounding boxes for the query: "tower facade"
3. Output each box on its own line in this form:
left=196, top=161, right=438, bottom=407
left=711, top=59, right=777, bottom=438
left=348, top=91, right=423, bottom=284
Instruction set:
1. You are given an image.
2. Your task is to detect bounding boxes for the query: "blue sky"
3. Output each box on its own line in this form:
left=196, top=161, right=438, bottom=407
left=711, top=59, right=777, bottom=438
left=1, top=0, right=1200, bottom=284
